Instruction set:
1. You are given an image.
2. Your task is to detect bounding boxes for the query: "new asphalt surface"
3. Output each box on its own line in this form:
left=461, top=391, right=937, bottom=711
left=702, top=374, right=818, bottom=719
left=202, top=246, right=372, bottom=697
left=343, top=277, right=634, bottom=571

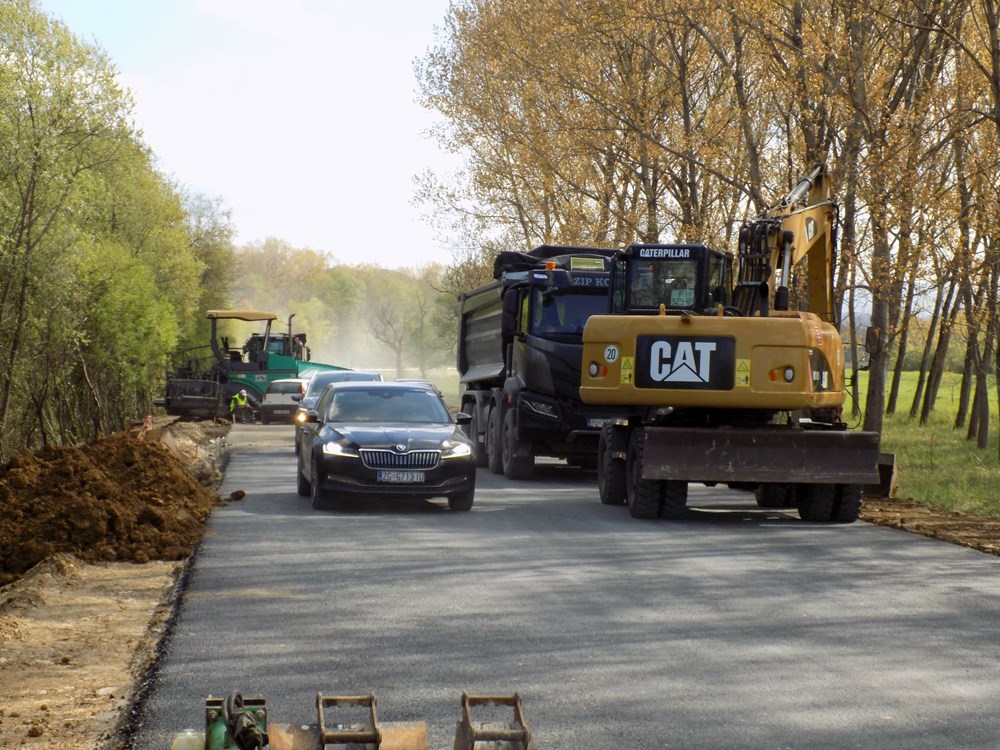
left=131, top=423, right=1000, bottom=749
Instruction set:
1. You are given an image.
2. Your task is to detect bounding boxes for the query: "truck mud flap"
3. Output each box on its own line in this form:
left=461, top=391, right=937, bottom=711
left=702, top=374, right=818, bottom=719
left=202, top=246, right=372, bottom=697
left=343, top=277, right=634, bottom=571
left=642, top=426, right=881, bottom=485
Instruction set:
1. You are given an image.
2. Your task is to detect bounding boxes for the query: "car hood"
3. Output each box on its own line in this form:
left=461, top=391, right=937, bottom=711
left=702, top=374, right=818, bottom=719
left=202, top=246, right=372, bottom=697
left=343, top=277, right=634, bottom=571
left=329, top=422, right=462, bottom=450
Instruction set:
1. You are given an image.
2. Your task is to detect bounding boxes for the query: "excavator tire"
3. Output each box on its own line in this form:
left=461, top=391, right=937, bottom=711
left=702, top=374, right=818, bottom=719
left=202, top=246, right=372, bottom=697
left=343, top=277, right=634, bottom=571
left=755, top=483, right=792, bottom=508
left=626, top=430, right=662, bottom=519
left=659, top=481, right=689, bottom=518
left=831, top=484, right=863, bottom=523
left=795, top=483, right=835, bottom=522
left=597, top=425, right=627, bottom=505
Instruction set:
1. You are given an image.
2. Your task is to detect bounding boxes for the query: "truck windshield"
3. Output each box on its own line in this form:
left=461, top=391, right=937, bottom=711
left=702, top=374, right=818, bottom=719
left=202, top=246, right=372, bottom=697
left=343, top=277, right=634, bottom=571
left=628, top=259, right=698, bottom=310
left=530, top=289, right=608, bottom=335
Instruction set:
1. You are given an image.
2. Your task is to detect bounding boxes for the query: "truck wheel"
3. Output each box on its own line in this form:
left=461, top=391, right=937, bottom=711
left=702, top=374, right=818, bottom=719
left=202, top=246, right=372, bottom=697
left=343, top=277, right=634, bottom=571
left=831, top=484, right=863, bottom=523
left=597, top=425, right=626, bottom=505
left=468, top=408, right=488, bottom=468
left=625, top=430, right=661, bottom=519
left=659, top=481, right=688, bottom=518
left=755, top=483, right=791, bottom=508
left=502, top=409, right=534, bottom=479
left=796, top=483, right=835, bottom=522
left=486, top=405, right=503, bottom=474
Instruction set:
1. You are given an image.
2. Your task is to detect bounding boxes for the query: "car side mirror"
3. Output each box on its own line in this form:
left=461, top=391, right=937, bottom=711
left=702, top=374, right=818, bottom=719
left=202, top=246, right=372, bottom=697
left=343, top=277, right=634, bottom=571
left=454, top=412, right=472, bottom=425
left=302, top=410, right=319, bottom=424
left=291, top=394, right=301, bottom=402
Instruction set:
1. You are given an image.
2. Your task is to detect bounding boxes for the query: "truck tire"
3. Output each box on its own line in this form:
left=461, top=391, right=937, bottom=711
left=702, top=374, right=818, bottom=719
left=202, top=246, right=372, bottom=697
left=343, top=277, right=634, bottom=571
left=468, top=408, right=488, bottom=468
left=486, top=405, right=503, bottom=474
left=755, top=483, right=792, bottom=508
left=795, top=483, right=835, bottom=522
left=625, top=429, right=662, bottom=519
left=831, top=484, right=863, bottom=523
left=597, top=424, right=626, bottom=505
left=659, top=481, right=688, bottom=518
left=502, top=409, right=534, bottom=479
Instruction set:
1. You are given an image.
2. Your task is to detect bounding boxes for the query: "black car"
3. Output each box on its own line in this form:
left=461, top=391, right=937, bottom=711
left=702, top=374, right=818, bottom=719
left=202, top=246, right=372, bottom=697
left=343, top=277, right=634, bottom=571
left=296, top=381, right=476, bottom=511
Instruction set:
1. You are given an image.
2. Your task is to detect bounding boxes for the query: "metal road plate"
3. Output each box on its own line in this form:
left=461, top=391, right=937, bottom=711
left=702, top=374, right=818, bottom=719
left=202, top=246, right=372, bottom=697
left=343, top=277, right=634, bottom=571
left=377, top=470, right=426, bottom=483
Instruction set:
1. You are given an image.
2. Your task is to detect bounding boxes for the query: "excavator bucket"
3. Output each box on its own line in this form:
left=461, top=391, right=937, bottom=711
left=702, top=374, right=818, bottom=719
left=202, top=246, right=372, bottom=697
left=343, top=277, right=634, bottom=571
left=453, top=693, right=536, bottom=750
left=266, top=693, right=428, bottom=750
left=865, top=452, right=898, bottom=498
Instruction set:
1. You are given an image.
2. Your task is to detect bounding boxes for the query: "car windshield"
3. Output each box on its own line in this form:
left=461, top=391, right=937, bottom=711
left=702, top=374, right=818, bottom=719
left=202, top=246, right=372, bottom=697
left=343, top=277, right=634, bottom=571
left=327, top=389, right=451, bottom=423
left=304, top=371, right=380, bottom=399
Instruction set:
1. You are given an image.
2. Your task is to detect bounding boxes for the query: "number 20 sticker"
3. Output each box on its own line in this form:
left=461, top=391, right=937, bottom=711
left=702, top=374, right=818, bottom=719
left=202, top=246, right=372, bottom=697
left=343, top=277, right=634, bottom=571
left=604, top=345, right=619, bottom=363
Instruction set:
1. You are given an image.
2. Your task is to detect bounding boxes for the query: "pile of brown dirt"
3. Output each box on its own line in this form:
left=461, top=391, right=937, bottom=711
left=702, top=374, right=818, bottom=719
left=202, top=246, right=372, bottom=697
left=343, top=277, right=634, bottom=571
left=0, top=433, right=220, bottom=586
left=861, top=497, right=1000, bottom=556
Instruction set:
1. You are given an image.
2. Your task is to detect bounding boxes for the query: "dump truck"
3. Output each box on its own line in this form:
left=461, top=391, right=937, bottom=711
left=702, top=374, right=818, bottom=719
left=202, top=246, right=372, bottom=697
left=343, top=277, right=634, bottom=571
left=161, top=309, right=347, bottom=419
left=457, top=245, right=630, bottom=478
left=579, top=164, right=884, bottom=521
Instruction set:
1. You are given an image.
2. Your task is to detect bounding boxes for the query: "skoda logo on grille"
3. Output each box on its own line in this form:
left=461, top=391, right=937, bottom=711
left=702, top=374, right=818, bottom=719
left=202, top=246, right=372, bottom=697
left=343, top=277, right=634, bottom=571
left=395, top=444, right=406, bottom=452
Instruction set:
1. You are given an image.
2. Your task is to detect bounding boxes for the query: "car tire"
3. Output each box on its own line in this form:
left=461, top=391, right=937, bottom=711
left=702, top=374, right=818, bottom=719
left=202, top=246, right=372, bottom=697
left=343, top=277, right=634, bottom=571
left=296, top=459, right=311, bottom=497
left=448, top=490, right=474, bottom=511
left=310, top=456, right=333, bottom=510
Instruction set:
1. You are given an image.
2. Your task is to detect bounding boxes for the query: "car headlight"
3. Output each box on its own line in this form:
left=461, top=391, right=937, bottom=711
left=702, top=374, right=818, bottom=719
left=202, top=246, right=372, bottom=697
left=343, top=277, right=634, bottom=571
left=322, top=441, right=358, bottom=457
left=441, top=441, right=473, bottom=459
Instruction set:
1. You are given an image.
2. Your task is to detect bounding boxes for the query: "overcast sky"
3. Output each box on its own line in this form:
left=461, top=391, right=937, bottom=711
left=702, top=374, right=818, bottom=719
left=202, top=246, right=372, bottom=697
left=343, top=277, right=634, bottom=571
left=38, top=0, right=459, bottom=270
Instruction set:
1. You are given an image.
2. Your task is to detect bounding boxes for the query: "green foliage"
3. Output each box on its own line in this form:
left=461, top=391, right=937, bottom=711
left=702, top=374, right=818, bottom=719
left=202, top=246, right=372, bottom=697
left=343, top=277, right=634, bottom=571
left=0, top=1, right=234, bottom=458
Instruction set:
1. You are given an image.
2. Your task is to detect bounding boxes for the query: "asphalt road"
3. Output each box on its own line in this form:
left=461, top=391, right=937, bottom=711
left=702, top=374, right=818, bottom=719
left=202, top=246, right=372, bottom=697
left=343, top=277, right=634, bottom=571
left=132, top=423, right=1000, bottom=749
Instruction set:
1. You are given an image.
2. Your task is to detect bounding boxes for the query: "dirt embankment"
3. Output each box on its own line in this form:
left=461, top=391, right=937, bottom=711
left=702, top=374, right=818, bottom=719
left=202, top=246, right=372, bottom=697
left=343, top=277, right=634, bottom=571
left=0, top=419, right=229, bottom=750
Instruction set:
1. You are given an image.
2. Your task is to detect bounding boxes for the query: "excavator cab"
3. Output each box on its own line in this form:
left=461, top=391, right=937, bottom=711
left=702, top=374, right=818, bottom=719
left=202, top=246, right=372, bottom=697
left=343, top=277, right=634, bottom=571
left=611, top=243, right=734, bottom=315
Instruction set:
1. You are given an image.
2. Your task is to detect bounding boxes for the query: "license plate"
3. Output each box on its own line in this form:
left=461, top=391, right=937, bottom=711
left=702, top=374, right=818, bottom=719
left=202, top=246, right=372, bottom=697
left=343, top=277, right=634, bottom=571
left=273, top=409, right=290, bottom=415
left=586, top=418, right=609, bottom=428
left=377, top=470, right=425, bottom=483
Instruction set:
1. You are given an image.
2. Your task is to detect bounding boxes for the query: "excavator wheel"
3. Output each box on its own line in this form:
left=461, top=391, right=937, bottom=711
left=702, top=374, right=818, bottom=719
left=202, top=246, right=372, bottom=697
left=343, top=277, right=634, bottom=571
left=625, top=430, right=662, bottom=519
left=831, top=484, right=863, bottom=523
left=659, top=480, right=689, bottom=518
left=795, top=483, right=836, bottom=522
left=597, top=424, right=627, bottom=505
left=755, top=483, right=792, bottom=508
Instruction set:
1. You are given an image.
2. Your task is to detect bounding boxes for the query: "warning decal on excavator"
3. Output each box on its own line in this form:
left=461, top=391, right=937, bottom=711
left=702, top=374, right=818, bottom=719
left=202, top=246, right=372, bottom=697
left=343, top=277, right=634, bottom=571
left=620, top=356, right=634, bottom=384
left=736, top=359, right=750, bottom=387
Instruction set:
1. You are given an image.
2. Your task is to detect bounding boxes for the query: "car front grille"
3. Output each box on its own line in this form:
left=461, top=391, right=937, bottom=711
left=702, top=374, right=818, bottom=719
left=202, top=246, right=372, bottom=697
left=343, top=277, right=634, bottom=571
left=359, top=449, right=440, bottom=470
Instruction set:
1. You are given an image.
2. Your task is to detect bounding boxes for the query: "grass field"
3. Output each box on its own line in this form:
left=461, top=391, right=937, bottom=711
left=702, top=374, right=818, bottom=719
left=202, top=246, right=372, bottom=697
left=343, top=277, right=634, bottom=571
left=858, top=371, right=1000, bottom=516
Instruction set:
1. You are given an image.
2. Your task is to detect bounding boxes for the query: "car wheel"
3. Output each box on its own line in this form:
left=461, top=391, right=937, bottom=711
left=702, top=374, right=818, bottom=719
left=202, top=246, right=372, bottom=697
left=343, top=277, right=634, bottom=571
left=448, top=490, right=474, bottom=512
left=310, top=456, right=333, bottom=510
left=296, top=457, right=311, bottom=497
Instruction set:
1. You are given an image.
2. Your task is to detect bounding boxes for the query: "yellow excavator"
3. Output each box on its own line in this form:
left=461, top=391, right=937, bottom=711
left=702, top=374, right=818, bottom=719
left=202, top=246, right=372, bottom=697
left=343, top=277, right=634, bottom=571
left=579, top=164, right=887, bottom=521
